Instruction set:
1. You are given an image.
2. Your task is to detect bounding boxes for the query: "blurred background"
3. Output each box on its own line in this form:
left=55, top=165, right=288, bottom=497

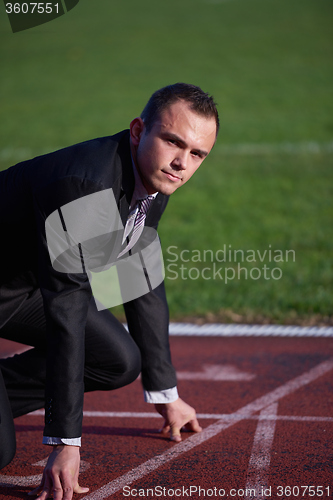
left=0, top=0, right=332, bottom=324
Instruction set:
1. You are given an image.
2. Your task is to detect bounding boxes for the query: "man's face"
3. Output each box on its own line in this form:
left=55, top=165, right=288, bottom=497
left=130, top=100, right=217, bottom=196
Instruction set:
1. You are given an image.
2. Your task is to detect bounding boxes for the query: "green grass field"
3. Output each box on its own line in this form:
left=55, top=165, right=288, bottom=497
left=0, top=0, right=332, bottom=324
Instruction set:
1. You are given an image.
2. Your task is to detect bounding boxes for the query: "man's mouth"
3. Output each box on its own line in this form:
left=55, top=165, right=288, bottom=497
left=162, top=170, right=182, bottom=182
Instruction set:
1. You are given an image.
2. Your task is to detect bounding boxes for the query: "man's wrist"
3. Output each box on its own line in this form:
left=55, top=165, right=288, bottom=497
left=43, top=436, right=82, bottom=446
left=144, top=386, right=178, bottom=404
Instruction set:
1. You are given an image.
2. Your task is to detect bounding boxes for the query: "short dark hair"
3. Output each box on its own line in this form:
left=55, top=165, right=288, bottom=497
left=141, top=83, right=219, bottom=135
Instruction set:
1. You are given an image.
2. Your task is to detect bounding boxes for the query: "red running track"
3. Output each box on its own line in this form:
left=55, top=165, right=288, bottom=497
left=0, top=335, right=332, bottom=500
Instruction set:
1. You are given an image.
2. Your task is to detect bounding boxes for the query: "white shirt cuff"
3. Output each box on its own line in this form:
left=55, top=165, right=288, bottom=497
left=43, top=436, right=81, bottom=446
left=144, top=386, right=179, bottom=404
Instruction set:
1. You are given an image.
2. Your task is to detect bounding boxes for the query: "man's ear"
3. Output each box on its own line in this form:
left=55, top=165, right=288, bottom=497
left=130, top=117, right=145, bottom=146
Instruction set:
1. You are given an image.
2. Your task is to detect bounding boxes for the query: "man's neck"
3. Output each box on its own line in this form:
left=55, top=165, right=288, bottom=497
left=130, top=140, right=157, bottom=204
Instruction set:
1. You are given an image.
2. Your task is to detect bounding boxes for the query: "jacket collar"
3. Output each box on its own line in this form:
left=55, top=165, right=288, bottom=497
left=116, top=130, right=134, bottom=225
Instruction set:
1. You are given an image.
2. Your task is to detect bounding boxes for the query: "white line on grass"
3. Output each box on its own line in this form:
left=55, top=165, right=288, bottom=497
left=216, top=141, right=333, bottom=156
left=79, top=358, right=333, bottom=499
left=1, top=142, right=332, bottom=163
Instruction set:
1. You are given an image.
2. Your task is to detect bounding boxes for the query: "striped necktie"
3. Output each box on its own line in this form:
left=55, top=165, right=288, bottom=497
left=118, top=196, right=154, bottom=257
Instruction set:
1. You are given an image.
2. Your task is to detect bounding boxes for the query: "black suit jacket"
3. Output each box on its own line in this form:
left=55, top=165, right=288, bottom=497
left=0, top=130, right=177, bottom=438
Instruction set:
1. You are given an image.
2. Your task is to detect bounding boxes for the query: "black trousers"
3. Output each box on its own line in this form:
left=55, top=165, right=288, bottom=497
left=0, top=288, right=141, bottom=470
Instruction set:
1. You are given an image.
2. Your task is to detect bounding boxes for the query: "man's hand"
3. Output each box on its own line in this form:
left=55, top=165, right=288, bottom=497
left=28, top=445, right=89, bottom=500
left=155, top=398, right=202, bottom=442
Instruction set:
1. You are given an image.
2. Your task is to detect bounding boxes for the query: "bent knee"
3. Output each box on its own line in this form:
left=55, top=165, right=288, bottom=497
left=85, top=342, right=141, bottom=392
left=117, top=343, right=141, bottom=386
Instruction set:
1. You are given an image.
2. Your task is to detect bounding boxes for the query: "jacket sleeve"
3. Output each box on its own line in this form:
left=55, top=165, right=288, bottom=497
left=123, top=280, right=177, bottom=392
left=123, top=194, right=177, bottom=393
left=34, top=178, right=103, bottom=439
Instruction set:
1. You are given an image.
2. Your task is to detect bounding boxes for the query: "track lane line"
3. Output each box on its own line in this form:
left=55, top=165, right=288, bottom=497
left=168, top=323, right=333, bottom=337
left=245, top=403, right=278, bottom=499
left=28, top=410, right=333, bottom=422
left=81, top=357, right=333, bottom=499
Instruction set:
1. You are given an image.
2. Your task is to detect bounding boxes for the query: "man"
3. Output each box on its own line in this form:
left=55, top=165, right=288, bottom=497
left=0, top=83, right=219, bottom=499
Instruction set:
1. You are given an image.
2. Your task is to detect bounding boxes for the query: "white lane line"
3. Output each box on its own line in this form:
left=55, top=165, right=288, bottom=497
left=250, top=415, right=333, bottom=422
left=27, top=410, right=333, bottom=422
left=81, top=358, right=333, bottom=500
left=0, top=474, right=42, bottom=487
left=138, top=364, right=256, bottom=382
left=245, top=403, right=278, bottom=499
left=177, top=364, right=256, bottom=381
left=31, top=458, right=90, bottom=472
left=0, top=460, right=90, bottom=488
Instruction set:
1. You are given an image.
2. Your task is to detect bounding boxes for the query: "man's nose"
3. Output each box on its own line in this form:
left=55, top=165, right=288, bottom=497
left=172, top=151, right=188, bottom=170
